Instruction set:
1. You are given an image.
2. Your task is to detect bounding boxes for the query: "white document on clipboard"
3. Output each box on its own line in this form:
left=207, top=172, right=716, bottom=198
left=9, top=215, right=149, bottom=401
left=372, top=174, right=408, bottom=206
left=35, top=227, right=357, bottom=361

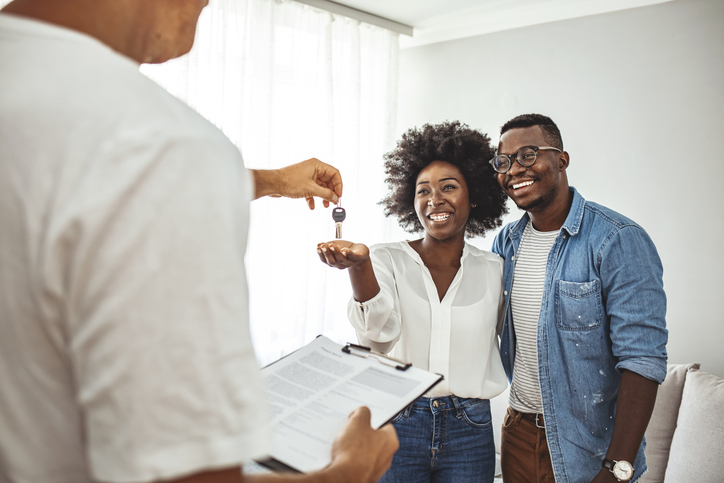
left=256, top=335, right=443, bottom=474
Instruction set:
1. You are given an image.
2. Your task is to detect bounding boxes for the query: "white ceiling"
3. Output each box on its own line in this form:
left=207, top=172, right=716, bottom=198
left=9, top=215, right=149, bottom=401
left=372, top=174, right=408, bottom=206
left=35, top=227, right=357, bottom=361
left=0, top=0, right=674, bottom=48
left=331, top=0, right=674, bottom=48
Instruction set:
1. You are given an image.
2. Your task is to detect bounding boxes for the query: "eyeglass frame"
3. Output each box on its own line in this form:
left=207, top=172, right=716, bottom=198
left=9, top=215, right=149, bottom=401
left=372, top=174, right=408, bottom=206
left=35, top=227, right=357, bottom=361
left=489, top=145, right=563, bottom=174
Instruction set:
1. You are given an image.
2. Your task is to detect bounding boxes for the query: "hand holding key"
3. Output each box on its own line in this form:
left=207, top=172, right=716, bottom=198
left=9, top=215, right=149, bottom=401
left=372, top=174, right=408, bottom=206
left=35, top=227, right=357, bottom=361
left=318, top=202, right=380, bottom=300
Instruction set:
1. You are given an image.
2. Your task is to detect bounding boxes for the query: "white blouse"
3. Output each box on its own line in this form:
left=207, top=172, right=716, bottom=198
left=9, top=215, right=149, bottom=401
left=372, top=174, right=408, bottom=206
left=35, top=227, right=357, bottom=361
left=347, top=241, right=508, bottom=399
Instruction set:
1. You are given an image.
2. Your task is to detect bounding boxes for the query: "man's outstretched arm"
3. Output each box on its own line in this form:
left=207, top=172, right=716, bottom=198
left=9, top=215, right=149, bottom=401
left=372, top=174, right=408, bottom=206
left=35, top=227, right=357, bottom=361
left=252, top=158, right=343, bottom=210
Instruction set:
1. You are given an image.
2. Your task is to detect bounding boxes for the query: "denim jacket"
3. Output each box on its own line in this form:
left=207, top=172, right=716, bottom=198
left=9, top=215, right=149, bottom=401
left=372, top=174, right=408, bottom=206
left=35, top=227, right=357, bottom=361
left=492, top=188, right=668, bottom=483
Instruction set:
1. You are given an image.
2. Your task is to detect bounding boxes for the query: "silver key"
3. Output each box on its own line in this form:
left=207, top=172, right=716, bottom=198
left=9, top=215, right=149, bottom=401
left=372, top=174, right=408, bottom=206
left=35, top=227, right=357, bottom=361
left=332, top=202, right=346, bottom=239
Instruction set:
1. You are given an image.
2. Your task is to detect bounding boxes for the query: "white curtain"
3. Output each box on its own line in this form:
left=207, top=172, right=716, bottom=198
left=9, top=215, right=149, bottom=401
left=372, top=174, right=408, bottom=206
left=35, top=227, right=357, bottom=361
left=141, top=0, right=402, bottom=365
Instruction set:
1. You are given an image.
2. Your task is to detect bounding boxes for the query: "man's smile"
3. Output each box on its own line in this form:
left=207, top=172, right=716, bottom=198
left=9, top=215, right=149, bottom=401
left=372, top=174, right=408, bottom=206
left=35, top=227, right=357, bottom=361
left=512, top=180, right=534, bottom=190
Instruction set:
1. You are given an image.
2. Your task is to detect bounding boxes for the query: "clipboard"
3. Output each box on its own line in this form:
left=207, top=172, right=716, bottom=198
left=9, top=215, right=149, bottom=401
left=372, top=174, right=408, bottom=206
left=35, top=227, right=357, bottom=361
left=255, top=335, right=443, bottom=474
left=342, top=342, right=412, bottom=371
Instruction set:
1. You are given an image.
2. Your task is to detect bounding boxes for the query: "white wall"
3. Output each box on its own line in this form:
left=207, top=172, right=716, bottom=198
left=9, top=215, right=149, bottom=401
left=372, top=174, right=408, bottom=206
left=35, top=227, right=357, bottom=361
left=397, top=0, right=724, bottom=377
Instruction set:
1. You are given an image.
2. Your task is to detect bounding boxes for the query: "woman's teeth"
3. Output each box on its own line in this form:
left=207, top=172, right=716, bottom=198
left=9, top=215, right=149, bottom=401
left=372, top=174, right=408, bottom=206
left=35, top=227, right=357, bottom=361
left=429, top=213, right=451, bottom=221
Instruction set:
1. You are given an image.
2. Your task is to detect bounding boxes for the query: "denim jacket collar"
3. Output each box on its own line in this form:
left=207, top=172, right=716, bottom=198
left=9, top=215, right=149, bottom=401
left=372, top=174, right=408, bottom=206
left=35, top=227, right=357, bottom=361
left=507, top=187, right=584, bottom=241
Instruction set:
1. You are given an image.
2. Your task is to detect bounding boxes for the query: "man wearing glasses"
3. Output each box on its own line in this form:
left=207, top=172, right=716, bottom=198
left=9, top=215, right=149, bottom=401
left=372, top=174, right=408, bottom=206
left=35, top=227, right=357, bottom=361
left=490, top=114, right=667, bottom=483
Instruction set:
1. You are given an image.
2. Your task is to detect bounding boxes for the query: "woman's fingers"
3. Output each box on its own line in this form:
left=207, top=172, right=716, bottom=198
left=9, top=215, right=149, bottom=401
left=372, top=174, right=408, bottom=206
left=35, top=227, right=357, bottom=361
left=317, top=242, right=349, bottom=268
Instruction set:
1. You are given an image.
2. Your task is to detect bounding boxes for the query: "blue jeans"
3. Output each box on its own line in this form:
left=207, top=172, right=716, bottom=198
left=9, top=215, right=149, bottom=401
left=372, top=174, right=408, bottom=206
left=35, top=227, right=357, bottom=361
left=379, top=396, right=496, bottom=483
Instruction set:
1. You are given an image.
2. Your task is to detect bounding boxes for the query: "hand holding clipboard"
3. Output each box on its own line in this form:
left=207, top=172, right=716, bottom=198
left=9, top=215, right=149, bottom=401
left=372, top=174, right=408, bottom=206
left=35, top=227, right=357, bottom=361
left=257, top=336, right=443, bottom=473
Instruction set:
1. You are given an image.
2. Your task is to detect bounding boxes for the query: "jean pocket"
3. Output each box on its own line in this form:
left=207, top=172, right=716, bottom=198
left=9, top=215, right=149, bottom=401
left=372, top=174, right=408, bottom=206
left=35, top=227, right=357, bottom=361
left=460, top=400, right=492, bottom=429
left=555, top=280, right=603, bottom=331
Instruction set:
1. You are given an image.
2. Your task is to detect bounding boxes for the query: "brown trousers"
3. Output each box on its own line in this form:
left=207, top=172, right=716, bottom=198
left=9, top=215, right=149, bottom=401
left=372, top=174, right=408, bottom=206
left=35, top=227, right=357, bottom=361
left=501, top=407, right=555, bottom=483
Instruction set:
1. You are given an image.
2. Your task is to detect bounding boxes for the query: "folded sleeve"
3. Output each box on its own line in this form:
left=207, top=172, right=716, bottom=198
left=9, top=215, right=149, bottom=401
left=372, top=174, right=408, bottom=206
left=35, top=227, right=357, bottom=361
left=599, top=225, right=668, bottom=384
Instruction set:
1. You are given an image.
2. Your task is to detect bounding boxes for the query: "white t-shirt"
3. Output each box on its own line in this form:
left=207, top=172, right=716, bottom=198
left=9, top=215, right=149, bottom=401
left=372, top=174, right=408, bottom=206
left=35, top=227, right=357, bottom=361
left=0, top=13, right=271, bottom=483
left=509, top=221, right=559, bottom=414
left=348, top=241, right=508, bottom=399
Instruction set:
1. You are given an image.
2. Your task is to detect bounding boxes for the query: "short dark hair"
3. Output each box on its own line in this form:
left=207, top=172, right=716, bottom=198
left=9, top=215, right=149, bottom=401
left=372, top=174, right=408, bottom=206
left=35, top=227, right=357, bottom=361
left=380, top=120, right=508, bottom=237
left=500, top=113, right=563, bottom=150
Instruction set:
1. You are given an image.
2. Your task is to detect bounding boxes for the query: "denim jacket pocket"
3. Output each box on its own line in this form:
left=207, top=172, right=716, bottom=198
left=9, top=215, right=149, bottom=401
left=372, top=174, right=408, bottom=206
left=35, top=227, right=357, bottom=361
left=555, top=280, right=603, bottom=331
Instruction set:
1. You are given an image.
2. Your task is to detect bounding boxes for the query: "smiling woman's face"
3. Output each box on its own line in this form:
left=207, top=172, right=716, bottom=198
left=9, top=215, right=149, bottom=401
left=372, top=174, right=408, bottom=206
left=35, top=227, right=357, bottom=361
left=413, top=160, right=471, bottom=242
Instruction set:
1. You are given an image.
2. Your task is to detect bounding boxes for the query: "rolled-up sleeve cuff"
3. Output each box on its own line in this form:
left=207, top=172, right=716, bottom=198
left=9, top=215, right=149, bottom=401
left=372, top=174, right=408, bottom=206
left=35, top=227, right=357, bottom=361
left=348, top=291, right=387, bottom=326
left=616, top=356, right=668, bottom=384
left=347, top=291, right=399, bottom=350
left=354, top=290, right=384, bottom=310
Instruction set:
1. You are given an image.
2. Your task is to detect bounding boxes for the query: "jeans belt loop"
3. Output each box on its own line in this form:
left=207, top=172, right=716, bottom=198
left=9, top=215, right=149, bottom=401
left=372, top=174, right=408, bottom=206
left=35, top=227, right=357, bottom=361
left=508, top=407, right=523, bottom=427
left=403, top=401, right=414, bottom=418
left=450, top=395, right=464, bottom=419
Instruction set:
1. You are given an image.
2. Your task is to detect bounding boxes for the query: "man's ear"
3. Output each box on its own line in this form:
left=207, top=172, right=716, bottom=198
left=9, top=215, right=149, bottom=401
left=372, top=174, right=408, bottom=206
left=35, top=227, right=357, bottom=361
left=559, top=151, right=570, bottom=171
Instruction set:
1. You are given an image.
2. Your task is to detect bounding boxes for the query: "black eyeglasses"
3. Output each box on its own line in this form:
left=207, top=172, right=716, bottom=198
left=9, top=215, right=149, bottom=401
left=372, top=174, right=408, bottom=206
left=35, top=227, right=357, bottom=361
left=489, top=146, right=562, bottom=174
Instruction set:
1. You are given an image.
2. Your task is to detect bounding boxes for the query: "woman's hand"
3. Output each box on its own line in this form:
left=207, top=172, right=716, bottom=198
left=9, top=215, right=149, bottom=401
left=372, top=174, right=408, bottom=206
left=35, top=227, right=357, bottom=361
left=317, top=240, right=370, bottom=269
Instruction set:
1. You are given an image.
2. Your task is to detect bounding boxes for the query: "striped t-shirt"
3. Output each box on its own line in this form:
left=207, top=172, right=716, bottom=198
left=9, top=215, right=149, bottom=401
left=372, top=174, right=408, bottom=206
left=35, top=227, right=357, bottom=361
left=509, top=221, right=560, bottom=414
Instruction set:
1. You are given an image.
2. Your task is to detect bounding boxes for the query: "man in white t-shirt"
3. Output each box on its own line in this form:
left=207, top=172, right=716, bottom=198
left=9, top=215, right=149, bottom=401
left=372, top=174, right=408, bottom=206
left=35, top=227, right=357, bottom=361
left=0, top=1, right=397, bottom=483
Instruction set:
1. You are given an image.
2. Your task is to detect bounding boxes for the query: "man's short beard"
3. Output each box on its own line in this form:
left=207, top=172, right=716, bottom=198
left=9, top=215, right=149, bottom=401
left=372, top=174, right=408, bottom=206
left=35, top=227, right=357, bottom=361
left=514, top=188, right=556, bottom=213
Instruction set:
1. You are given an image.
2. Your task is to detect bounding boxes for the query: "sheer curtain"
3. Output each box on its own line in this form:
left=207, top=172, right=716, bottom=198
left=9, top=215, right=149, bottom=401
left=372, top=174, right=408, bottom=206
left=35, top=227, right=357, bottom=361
left=141, top=0, right=402, bottom=365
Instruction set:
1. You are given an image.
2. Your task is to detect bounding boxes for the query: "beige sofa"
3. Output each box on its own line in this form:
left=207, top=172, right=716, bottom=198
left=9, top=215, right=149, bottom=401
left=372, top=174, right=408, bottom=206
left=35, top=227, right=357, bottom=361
left=490, top=363, right=724, bottom=482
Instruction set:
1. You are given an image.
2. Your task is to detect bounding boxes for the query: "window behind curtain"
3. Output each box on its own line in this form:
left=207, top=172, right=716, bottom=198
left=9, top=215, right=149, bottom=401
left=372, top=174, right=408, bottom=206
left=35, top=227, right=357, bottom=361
left=141, top=0, right=403, bottom=365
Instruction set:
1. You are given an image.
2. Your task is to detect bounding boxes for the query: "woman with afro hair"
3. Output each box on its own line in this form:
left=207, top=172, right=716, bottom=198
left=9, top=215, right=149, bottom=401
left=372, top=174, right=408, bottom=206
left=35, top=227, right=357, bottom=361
left=318, top=121, right=509, bottom=482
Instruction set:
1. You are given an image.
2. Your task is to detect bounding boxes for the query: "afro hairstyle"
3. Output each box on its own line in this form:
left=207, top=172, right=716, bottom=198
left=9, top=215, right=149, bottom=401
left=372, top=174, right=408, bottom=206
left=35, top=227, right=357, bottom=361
left=380, top=120, right=508, bottom=237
